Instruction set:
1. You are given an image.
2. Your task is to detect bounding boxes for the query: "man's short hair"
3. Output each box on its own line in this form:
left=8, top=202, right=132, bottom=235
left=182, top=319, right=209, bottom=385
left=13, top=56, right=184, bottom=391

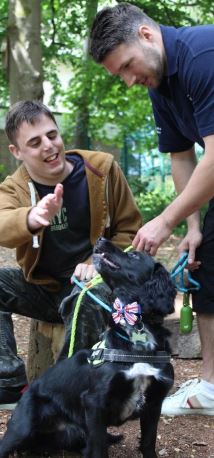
left=5, top=100, right=57, bottom=145
left=90, top=2, right=159, bottom=63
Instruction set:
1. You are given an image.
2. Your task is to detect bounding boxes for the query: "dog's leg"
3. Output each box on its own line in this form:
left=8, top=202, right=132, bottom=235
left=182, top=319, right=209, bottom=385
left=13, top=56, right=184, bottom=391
left=84, top=412, right=108, bottom=458
left=34, top=424, right=86, bottom=453
left=139, top=401, right=162, bottom=458
left=82, top=394, right=108, bottom=458
left=0, top=401, right=36, bottom=458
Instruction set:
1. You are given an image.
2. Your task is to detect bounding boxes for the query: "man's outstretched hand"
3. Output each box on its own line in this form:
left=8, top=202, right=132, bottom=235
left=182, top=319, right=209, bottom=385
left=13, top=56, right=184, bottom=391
left=28, top=183, right=63, bottom=232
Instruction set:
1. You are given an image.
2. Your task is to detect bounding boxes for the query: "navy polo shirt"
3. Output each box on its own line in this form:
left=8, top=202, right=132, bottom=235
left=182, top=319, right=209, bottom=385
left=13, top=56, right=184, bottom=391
left=149, top=24, right=214, bottom=153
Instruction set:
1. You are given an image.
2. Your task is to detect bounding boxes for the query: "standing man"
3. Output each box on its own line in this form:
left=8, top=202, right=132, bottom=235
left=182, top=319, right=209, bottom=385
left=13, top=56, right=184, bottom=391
left=90, top=3, right=214, bottom=415
left=0, top=100, right=142, bottom=410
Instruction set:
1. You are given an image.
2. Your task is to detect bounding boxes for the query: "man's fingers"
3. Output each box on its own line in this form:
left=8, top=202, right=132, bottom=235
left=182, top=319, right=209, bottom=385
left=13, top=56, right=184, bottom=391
left=132, top=233, right=140, bottom=249
left=148, top=245, right=158, bottom=256
left=34, top=216, right=50, bottom=226
left=34, top=208, right=51, bottom=226
left=54, top=183, right=63, bottom=201
left=133, top=234, right=157, bottom=255
left=132, top=231, right=147, bottom=251
left=187, top=260, right=201, bottom=271
left=187, top=245, right=196, bottom=264
left=73, top=263, right=97, bottom=281
left=85, top=265, right=97, bottom=281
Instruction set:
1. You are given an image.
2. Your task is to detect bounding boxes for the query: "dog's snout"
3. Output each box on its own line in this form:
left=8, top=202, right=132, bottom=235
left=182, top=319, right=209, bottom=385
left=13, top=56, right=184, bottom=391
left=97, top=237, right=106, bottom=243
left=94, top=237, right=105, bottom=253
left=94, top=237, right=111, bottom=253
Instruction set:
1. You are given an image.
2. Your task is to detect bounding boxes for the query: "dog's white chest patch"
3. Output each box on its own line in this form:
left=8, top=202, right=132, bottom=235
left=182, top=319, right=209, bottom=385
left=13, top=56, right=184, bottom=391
left=120, top=363, right=161, bottom=422
left=120, top=384, right=146, bottom=421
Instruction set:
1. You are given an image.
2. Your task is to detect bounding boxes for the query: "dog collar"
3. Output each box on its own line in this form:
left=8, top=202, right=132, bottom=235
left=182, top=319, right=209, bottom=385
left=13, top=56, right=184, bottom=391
left=88, top=338, right=171, bottom=366
left=112, top=298, right=141, bottom=326
left=88, top=347, right=171, bottom=366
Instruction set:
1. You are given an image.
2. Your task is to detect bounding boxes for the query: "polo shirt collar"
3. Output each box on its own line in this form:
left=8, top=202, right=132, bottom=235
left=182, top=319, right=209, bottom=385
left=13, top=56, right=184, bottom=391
left=160, top=25, right=178, bottom=77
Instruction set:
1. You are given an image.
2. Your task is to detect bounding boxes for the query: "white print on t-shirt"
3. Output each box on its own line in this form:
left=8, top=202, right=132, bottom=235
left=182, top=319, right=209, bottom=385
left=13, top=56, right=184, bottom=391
left=50, top=207, right=69, bottom=231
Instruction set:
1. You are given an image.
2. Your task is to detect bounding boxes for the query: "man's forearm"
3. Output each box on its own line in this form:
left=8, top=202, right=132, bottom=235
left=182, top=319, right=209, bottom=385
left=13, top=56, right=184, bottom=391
left=171, top=148, right=201, bottom=230
left=163, top=151, right=214, bottom=229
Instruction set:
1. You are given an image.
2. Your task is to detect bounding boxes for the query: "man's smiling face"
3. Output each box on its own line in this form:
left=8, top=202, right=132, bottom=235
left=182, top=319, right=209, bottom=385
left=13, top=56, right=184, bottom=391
left=9, top=114, right=72, bottom=185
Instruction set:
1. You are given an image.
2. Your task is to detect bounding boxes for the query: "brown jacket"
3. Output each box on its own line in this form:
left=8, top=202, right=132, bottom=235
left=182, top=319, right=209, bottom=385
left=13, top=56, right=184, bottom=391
left=0, top=150, right=142, bottom=289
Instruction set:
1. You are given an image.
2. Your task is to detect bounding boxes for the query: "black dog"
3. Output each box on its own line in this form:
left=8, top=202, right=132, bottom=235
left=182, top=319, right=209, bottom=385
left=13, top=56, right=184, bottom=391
left=0, top=238, right=176, bottom=458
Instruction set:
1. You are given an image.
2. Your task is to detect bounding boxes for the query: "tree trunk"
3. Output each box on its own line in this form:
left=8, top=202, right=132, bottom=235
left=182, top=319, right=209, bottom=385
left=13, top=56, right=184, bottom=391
left=27, top=321, right=65, bottom=382
left=7, top=1, right=48, bottom=374
left=74, top=0, right=98, bottom=149
left=7, top=0, right=44, bottom=103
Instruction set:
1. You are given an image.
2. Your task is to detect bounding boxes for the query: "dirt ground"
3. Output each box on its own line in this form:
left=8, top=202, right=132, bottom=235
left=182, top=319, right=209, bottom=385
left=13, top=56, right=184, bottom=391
left=0, top=237, right=214, bottom=458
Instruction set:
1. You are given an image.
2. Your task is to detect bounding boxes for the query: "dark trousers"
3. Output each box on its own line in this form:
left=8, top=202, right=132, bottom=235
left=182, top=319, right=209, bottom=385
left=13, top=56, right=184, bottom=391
left=192, top=198, right=214, bottom=313
left=0, top=268, right=110, bottom=388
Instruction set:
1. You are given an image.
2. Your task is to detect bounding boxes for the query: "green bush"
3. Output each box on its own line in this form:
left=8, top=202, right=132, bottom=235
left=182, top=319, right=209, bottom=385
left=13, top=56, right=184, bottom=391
left=133, top=185, right=208, bottom=236
left=127, top=176, right=151, bottom=195
left=134, top=187, right=187, bottom=235
left=0, top=164, right=8, bottom=182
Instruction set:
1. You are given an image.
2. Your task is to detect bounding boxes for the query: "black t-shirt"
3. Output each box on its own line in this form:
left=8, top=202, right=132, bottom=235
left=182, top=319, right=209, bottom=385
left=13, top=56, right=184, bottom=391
left=33, top=154, right=92, bottom=280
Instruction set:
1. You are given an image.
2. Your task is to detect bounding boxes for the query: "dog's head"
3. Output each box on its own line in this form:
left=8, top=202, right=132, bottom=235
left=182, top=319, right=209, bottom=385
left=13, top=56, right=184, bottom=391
left=93, top=238, right=176, bottom=318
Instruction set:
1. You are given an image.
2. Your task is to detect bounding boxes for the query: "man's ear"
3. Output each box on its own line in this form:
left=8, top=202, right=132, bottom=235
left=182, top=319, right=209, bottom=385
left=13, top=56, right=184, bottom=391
left=9, top=144, right=22, bottom=161
left=138, top=25, right=154, bottom=42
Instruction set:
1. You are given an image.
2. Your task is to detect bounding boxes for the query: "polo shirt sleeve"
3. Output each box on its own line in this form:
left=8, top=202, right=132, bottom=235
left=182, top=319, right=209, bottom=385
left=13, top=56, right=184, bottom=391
left=149, top=90, right=194, bottom=153
left=183, top=51, right=214, bottom=139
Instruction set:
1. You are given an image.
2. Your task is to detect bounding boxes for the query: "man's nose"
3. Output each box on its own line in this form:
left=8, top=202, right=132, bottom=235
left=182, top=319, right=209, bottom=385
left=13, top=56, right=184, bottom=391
left=122, top=73, right=136, bottom=88
left=42, top=136, right=53, bottom=150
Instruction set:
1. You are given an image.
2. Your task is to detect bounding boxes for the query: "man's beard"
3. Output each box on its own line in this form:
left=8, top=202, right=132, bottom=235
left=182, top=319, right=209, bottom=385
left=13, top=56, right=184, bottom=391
left=143, top=46, right=166, bottom=88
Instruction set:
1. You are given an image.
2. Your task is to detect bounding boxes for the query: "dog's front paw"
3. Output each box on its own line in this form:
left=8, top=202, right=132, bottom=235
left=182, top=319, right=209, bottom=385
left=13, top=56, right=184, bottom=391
left=107, top=432, right=123, bottom=444
left=139, top=444, right=157, bottom=458
left=83, top=444, right=109, bottom=458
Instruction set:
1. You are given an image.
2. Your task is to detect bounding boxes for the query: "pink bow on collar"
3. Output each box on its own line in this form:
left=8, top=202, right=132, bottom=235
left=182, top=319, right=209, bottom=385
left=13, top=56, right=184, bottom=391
left=112, top=298, right=139, bottom=326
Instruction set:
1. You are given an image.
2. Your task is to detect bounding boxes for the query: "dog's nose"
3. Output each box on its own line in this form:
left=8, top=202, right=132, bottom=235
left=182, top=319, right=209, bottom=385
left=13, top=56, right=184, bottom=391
left=97, top=237, right=106, bottom=243
left=95, top=237, right=107, bottom=247
left=93, top=237, right=107, bottom=253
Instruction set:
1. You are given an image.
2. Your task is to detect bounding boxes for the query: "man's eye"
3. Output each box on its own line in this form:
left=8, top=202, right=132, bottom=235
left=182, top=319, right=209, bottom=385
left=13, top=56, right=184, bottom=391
left=48, top=132, right=57, bottom=140
left=30, top=141, right=40, bottom=147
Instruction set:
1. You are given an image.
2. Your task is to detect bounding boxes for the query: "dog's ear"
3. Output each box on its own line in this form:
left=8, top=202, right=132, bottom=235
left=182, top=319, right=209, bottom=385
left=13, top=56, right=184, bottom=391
left=141, top=263, right=176, bottom=316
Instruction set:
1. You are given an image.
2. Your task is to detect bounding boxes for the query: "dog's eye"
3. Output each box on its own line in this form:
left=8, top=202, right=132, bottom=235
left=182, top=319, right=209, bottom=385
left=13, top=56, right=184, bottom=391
left=128, top=273, right=135, bottom=281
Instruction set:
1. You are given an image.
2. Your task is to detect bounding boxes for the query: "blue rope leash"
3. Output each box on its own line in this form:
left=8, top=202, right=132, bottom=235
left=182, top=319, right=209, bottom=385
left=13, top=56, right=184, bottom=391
left=170, top=251, right=200, bottom=293
left=72, top=250, right=201, bottom=308
left=71, top=275, right=112, bottom=312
